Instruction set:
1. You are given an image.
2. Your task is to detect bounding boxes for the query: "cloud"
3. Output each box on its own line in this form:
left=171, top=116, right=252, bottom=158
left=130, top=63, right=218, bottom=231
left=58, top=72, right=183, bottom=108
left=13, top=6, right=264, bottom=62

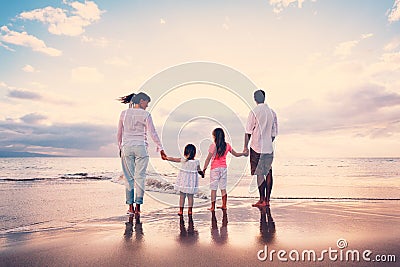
left=335, top=85, right=400, bottom=115
left=366, top=51, right=400, bottom=76
left=71, top=66, right=104, bottom=83
left=0, top=26, right=62, bottom=56
left=334, top=33, right=373, bottom=58
left=0, top=119, right=115, bottom=153
left=81, top=35, right=110, bottom=47
left=20, top=113, right=47, bottom=124
left=22, top=64, right=35, bottom=72
left=388, top=0, right=400, bottom=22
left=355, top=121, right=400, bottom=139
left=7, top=89, right=42, bottom=100
left=3, top=83, right=74, bottom=105
left=384, top=38, right=400, bottom=51
left=269, top=0, right=307, bottom=14
left=381, top=51, right=400, bottom=63
left=334, top=40, right=359, bottom=57
left=68, top=0, right=103, bottom=21
left=361, top=33, right=373, bottom=39
left=280, top=84, right=400, bottom=137
left=0, top=41, right=15, bottom=51
left=19, top=0, right=105, bottom=36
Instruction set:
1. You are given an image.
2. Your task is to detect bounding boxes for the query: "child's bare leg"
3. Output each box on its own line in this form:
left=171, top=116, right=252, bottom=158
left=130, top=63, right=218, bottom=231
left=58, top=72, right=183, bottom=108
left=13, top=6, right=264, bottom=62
left=208, top=190, right=216, bottom=211
left=187, top=194, right=194, bottom=215
left=218, top=189, right=227, bottom=210
left=178, top=192, right=185, bottom=215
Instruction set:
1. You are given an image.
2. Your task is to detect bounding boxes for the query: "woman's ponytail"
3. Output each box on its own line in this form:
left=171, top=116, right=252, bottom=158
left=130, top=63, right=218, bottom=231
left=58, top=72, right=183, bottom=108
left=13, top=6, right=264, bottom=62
left=118, top=92, right=150, bottom=104
left=118, top=93, right=136, bottom=104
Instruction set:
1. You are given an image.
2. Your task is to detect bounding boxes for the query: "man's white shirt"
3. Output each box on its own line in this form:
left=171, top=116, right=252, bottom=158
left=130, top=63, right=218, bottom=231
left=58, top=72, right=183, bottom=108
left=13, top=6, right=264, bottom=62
left=246, top=103, right=276, bottom=154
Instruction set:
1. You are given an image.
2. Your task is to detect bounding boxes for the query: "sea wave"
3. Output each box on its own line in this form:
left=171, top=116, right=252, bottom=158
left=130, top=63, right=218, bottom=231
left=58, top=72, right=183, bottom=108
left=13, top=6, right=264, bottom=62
left=0, top=175, right=112, bottom=182
left=0, top=171, right=177, bottom=182
left=111, top=175, right=208, bottom=200
left=0, top=222, right=75, bottom=235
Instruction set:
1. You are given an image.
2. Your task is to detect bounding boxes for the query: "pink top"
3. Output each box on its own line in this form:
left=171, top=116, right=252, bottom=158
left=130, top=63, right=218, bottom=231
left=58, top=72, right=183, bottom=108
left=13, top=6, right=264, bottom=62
left=208, top=142, right=232, bottom=169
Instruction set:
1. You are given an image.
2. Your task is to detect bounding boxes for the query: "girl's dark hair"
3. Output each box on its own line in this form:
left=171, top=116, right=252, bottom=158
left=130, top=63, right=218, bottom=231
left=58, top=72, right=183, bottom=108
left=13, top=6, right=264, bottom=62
left=213, top=128, right=226, bottom=158
left=118, top=92, right=151, bottom=104
left=184, top=144, right=196, bottom=160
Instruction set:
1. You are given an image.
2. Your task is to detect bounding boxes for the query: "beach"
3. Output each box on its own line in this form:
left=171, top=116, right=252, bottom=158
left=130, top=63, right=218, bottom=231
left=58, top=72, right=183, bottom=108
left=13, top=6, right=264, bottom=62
left=1, top=157, right=399, bottom=266
left=1, top=184, right=399, bottom=266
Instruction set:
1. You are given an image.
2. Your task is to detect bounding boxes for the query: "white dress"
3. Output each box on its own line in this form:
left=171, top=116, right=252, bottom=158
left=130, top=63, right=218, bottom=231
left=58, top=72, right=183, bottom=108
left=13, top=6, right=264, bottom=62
left=175, top=158, right=200, bottom=194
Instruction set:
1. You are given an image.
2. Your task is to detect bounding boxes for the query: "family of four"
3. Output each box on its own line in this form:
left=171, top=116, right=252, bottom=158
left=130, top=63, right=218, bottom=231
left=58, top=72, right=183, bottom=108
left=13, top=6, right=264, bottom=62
left=117, top=90, right=277, bottom=216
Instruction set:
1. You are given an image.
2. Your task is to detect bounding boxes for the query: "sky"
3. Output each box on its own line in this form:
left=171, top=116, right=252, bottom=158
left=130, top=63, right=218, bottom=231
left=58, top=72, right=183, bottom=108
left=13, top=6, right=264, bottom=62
left=0, top=0, right=399, bottom=158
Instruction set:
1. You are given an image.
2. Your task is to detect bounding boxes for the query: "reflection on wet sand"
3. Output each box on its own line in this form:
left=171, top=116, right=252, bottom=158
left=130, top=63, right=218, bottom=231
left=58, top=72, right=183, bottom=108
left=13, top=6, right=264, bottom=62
left=124, top=214, right=144, bottom=242
left=211, top=210, right=228, bottom=245
left=178, top=215, right=199, bottom=244
left=259, top=207, right=275, bottom=244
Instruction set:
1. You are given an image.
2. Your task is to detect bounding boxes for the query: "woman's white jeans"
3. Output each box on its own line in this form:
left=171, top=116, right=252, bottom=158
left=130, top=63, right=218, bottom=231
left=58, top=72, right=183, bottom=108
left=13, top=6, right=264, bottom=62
left=121, top=145, right=149, bottom=205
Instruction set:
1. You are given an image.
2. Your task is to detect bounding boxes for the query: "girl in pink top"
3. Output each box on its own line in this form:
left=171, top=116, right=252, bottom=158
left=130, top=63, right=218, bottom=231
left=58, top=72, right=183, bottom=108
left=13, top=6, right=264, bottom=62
left=203, top=128, right=247, bottom=211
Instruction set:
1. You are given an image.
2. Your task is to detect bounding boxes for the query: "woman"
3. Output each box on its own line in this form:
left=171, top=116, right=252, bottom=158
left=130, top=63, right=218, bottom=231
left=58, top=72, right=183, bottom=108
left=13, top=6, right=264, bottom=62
left=117, top=92, right=167, bottom=215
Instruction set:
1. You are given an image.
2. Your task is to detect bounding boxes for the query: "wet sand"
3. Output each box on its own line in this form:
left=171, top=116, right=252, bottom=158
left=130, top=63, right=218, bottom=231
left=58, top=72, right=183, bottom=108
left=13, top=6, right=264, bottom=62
left=1, top=198, right=399, bottom=266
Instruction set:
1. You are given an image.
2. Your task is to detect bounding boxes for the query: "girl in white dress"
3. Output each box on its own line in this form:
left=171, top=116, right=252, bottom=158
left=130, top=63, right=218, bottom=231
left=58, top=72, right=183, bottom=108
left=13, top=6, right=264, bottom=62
left=166, top=144, right=204, bottom=215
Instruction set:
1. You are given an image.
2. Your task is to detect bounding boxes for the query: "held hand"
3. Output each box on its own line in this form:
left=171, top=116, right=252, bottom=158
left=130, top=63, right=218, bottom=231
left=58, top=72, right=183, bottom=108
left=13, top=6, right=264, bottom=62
left=198, top=170, right=205, bottom=178
left=160, top=150, right=168, bottom=160
left=243, top=147, right=249, bottom=157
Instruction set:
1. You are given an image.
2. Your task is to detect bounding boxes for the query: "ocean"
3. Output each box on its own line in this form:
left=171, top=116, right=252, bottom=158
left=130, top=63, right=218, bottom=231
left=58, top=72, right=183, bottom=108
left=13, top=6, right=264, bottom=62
left=0, top=157, right=399, bottom=236
left=1, top=156, right=399, bottom=199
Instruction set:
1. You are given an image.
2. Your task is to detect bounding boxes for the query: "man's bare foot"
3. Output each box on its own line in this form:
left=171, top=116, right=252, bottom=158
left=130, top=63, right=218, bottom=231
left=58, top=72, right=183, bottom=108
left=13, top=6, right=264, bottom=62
left=217, top=206, right=227, bottom=210
left=208, top=207, right=215, bottom=211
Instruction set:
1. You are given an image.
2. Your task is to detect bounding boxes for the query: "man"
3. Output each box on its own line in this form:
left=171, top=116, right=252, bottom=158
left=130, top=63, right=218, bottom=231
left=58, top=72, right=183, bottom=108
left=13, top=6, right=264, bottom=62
left=244, top=89, right=277, bottom=207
